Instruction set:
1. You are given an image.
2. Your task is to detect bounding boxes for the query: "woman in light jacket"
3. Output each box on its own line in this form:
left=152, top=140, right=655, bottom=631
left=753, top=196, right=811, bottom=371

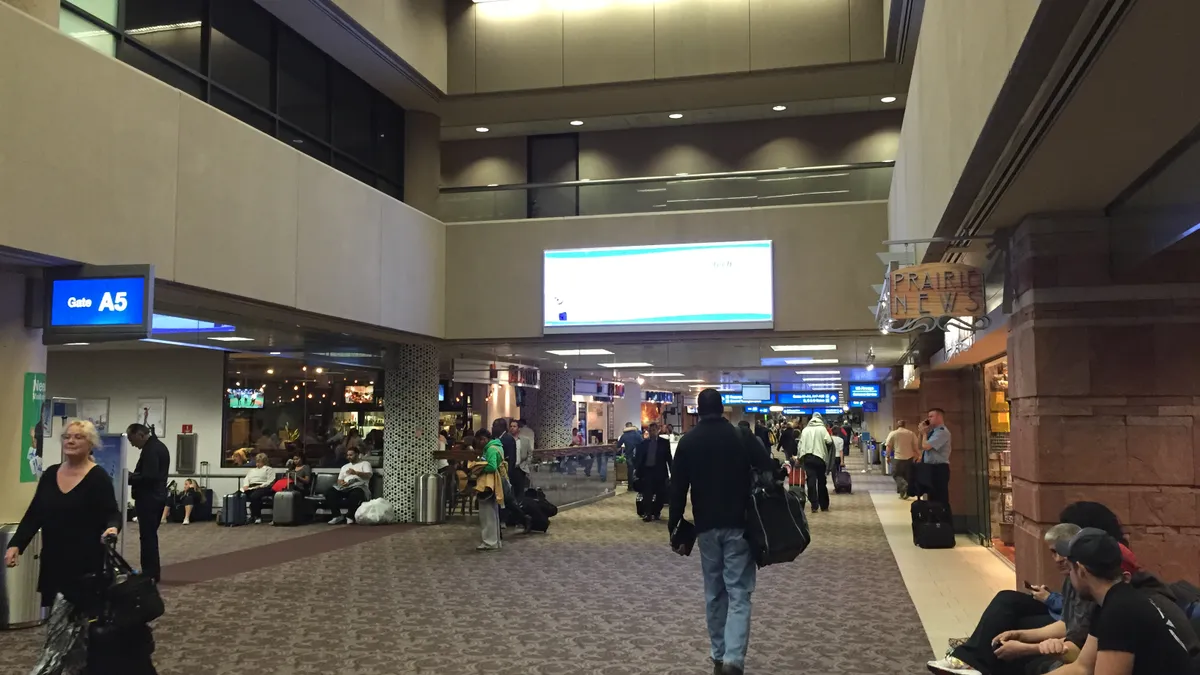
left=796, top=412, right=836, bottom=514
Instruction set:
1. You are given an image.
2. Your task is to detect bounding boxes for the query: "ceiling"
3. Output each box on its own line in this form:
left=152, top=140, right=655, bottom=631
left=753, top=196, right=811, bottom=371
left=442, top=94, right=907, bottom=140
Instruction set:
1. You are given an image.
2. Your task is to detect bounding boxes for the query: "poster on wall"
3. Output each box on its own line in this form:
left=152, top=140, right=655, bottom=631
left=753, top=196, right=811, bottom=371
left=20, top=372, right=47, bottom=483
left=79, top=398, right=110, bottom=433
left=134, top=397, right=166, bottom=436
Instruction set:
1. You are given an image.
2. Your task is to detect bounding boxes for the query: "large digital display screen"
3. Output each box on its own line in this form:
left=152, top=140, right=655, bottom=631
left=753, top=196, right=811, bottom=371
left=740, top=384, right=771, bottom=402
left=778, top=392, right=839, bottom=405
left=229, top=388, right=264, bottom=409
left=50, top=277, right=146, bottom=327
left=543, top=241, right=773, bottom=333
left=848, top=382, right=882, bottom=399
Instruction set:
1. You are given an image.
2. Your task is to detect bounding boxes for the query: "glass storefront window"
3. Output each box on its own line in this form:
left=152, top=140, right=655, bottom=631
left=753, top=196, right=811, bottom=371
left=66, top=0, right=116, bottom=25
left=983, top=356, right=1013, bottom=561
left=60, top=7, right=115, bottom=56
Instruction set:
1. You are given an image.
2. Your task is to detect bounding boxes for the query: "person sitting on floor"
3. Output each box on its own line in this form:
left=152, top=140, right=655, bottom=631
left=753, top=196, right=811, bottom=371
left=242, top=453, right=276, bottom=525
left=162, top=478, right=206, bottom=525
left=324, top=446, right=372, bottom=525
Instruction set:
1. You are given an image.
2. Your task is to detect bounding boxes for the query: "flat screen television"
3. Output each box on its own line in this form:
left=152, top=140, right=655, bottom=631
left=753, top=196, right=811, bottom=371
left=543, top=241, right=773, bottom=333
left=345, top=385, right=374, bottom=405
left=229, top=388, right=264, bottom=409
left=741, top=384, right=771, bottom=402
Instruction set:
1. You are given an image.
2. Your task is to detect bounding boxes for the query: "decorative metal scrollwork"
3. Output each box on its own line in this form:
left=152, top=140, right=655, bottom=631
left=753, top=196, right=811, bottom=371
left=881, top=314, right=992, bottom=335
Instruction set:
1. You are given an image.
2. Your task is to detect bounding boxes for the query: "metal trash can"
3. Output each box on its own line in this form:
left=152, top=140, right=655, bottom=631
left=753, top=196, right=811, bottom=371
left=1, top=524, right=47, bottom=629
left=413, top=474, right=446, bottom=525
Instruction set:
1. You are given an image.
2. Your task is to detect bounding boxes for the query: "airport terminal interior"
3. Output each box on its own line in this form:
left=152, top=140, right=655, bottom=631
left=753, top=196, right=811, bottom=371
left=2, top=0, right=1200, bottom=674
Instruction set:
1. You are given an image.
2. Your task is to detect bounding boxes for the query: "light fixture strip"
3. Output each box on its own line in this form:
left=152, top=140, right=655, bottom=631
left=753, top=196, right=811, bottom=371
left=770, top=344, right=837, bottom=352
left=596, top=362, right=653, bottom=368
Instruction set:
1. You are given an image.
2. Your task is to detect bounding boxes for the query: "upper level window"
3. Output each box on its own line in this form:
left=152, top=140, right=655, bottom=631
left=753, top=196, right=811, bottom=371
left=210, top=0, right=273, bottom=109
left=278, top=28, right=329, bottom=141
left=60, top=6, right=115, bottom=56
left=66, top=0, right=116, bottom=25
left=123, top=0, right=203, bottom=72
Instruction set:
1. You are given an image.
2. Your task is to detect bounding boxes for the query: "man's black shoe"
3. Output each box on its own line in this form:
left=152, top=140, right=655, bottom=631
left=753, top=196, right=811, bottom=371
left=642, top=515, right=654, bottom=522
left=721, top=664, right=744, bottom=675
left=711, top=659, right=723, bottom=675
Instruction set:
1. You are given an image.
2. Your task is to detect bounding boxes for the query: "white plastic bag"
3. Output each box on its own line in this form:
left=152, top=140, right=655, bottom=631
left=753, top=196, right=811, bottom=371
left=354, top=498, right=396, bottom=525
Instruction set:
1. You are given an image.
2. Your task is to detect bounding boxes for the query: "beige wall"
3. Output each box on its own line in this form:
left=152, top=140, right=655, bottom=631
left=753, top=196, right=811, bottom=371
left=443, top=200, right=888, bottom=339
left=446, top=0, right=885, bottom=95
left=0, top=3, right=445, bottom=338
left=441, top=110, right=901, bottom=187
left=887, top=0, right=1040, bottom=260
left=330, top=0, right=448, bottom=93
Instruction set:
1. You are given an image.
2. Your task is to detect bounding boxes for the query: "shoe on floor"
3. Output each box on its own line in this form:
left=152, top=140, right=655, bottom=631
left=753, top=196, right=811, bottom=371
left=927, top=656, right=980, bottom=674
left=475, top=544, right=500, bottom=552
left=328, top=516, right=346, bottom=525
left=182, top=519, right=190, bottom=525
left=254, top=518, right=263, bottom=524
left=346, top=518, right=355, bottom=525
left=946, top=637, right=969, bottom=651
left=642, top=515, right=654, bottom=522
left=721, top=663, right=744, bottom=675
left=711, top=659, right=723, bottom=675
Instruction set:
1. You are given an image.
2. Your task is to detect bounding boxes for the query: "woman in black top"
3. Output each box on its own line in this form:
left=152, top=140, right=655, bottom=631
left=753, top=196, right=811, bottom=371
left=4, top=419, right=122, bottom=607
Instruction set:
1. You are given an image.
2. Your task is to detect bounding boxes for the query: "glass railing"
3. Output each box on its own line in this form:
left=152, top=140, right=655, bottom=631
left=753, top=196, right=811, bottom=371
left=438, top=161, right=893, bottom=222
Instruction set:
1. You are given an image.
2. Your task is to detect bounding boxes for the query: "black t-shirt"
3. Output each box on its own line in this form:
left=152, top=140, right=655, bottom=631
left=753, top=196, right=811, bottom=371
left=1090, top=582, right=1193, bottom=675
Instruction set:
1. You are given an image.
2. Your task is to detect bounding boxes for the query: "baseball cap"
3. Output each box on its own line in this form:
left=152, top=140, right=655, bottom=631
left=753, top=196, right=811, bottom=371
left=1054, top=527, right=1123, bottom=570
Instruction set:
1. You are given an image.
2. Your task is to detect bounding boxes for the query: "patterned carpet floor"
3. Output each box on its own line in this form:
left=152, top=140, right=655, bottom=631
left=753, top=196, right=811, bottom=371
left=0, top=487, right=934, bottom=675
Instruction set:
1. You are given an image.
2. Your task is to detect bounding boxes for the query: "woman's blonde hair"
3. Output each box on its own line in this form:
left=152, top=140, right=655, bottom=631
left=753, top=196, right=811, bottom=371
left=64, top=418, right=102, bottom=450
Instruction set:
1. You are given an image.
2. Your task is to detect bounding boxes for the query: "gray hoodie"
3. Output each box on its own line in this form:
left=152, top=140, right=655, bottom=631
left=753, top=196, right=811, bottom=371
left=797, top=413, right=835, bottom=466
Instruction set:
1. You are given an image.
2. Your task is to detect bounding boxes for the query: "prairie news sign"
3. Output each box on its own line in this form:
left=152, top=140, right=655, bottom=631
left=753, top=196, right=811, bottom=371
left=888, top=263, right=984, bottom=320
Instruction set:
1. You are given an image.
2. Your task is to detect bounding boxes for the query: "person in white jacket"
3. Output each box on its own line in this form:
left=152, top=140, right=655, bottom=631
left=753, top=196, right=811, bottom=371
left=796, top=413, right=835, bottom=514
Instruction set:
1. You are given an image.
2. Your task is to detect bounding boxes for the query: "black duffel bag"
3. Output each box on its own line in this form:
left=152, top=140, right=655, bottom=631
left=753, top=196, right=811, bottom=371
left=740, top=428, right=810, bottom=567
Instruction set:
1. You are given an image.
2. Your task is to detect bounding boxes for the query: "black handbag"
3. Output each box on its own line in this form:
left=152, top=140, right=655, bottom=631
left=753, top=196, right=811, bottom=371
left=671, top=519, right=697, bottom=556
left=96, top=542, right=165, bottom=631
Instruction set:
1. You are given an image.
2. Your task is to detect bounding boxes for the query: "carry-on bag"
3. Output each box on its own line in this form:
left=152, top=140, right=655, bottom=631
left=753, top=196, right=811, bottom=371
left=745, top=484, right=810, bottom=567
left=220, top=492, right=247, bottom=526
left=272, top=490, right=301, bottom=526
left=833, top=469, right=853, bottom=494
left=911, top=497, right=955, bottom=549
left=635, top=492, right=647, bottom=517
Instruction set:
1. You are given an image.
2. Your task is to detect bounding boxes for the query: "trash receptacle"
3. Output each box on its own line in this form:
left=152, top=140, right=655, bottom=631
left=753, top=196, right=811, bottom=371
left=1, top=524, right=47, bottom=629
left=413, top=474, right=446, bottom=525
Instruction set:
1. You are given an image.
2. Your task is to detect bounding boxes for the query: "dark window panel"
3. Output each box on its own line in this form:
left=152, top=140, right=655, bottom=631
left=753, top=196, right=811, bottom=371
left=332, top=153, right=375, bottom=188
left=278, top=28, right=328, bottom=141
left=278, top=124, right=329, bottom=164
left=123, top=0, right=204, bottom=72
left=117, top=41, right=204, bottom=99
left=210, top=88, right=273, bottom=136
left=332, top=65, right=373, bottom=164
left=375, top=178, right=400, bottom=200
left=209, top=0, right=272, bottom=109
left=372, top=93, right=404, bottom=183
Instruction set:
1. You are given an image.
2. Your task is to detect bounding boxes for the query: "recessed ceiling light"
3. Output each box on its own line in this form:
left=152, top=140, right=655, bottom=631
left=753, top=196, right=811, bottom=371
left=772, top=105, right=787, bottom=111
left=639, top=372, right=684, bottom=377
left=676, top=173, right=689, bottom=176
left=597, top=362, right=653, bottom=368
left=270, top=351, right=281, bottom=355
left=546, top=348, right=614, bottom=356
left=795, top=370, right=840, bottom=375
left=667, top=379, right=704, bottom=383
left=570, top=120, right=584, bottom=126
left=64, top=342, right=89, bottom=346
left=881, top=96, right=897, bottom=103
left=668, top=113, right=683, bottom=119
left=266, top=369, right=275, bottom=375
left=475, top=127, right=489, bottom=133
left=207, top=336, right=254, bottom=342
left=487, top=183, right=499, bottom=187
left=783, top=358, right=839, bottom=365
left=771, top=344, right=837, bottom=352
left=802, top=377, right=841, bottom=382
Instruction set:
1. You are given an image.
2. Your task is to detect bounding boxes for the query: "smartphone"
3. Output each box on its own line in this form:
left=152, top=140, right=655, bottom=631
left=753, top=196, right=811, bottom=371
left=1023, top=580, right=1036, bottom=590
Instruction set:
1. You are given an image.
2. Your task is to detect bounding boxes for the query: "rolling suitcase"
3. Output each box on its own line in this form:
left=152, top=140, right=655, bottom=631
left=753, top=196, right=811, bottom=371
left=911, top=497, right=955, bottom=549
left=272, top=490, right=302, bottom=526
left=833, top=469, right=853, bottom=494
left=220, top=492, right=247, bottom=527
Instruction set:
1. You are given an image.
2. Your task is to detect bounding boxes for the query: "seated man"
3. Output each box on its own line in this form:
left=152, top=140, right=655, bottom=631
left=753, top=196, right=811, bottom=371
left=323, top=447, right=372, bottom=525
left=929, top=523, right=1088, bottom=675
left=242, top=452, right=276, bottom=525
left=1055, top=528, right=1198, bottom=675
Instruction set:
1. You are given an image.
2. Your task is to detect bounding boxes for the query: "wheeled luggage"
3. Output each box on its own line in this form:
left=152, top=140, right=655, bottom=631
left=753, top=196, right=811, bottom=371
left=833, top=469, right=852, bottom=494
left=635, top=492, right=647, bottom=517
left=220, top=492, right=247, bottom=527
left=272, top=490, right=302, bottom=526
left=911, top=498, right=955, bottom=549
left=744, top=484, right=810, bottom=568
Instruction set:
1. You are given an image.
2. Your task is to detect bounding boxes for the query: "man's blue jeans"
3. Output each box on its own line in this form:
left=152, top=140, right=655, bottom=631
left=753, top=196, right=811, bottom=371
left=698, top=528, right=757, bottom=669
left=596, top=452, right=609, bottom=481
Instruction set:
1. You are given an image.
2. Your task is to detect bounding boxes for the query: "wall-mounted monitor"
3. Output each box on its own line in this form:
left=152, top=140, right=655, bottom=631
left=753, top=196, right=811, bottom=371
left=740, top=384, right=771, bottom=402
left=43, top=265, right=154, bottom=345
left=848, top=382, right=882, bottom=399
left=438, top=384, right=445, bottom=402
left=778, top=392, right=839, bottom=405
left=228, top=388, right=264, bottom=409
left=543, top=241, right=773, bottom=333
left=345, top=385, right=374, bottom=404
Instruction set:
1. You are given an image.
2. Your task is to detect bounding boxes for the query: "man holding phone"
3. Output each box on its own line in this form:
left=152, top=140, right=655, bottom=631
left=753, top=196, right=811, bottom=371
left=917, top=408, right=952, bottom=511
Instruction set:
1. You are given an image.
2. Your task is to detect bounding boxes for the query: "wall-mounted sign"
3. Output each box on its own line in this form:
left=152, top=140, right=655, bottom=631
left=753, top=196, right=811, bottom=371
left=574, top=379, right=624, bottom=398
left=778, top=406, right=844, bottom=416
left=778, top=392, right=839, bottom=405
left=722, top=392, right=778, bottom=405
left=452, top=359, right=539, bottom=388
left=888, top=263, right=984, bottom=320
left=43, top=265, right=154, bottom=345
left=848, top=382, right=881, bottom=400
left=862, top=401, right=879, bottom=412
left=644, top=391, right=675, bottom=403
left=743, top=405, right=770, bottom=414
left=848, top=400, right=864, bottom=408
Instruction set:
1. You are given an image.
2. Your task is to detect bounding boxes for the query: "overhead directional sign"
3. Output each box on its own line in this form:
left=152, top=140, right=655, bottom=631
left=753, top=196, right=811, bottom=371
left=43, top=265, right=154, bottom=345
left=778, top=392, right=839, bottom=405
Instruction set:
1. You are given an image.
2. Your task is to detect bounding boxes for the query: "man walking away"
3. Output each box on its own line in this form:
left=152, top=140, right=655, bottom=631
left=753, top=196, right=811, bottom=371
left=884, top=421, right=919, bottom=499
left=670, top=388, right=772, bottom=675
left=127, top=423, right=169, bottom=582
left=739, top=421, right=766, bottom=453
left=918, top=408, right=952, bottom=513
left=753, top=418, right=772, bottom=454
left=828, top=424, right=845, bottom=476
left=635, top=423, right=672, bottom=521
left=617, top=422, right=642, bottom=485
left=796, top=413, right=835, bottom=514
left=777, top=422, right=797, bottom=460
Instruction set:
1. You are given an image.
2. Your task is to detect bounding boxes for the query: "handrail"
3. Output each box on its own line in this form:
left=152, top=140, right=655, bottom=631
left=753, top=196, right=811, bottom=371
left=440, top=160, right=895, bottom=194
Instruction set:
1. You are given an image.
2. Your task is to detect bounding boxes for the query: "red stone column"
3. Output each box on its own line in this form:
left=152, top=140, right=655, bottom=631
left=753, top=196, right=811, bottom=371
left=892, top=389, right=922, bottom=429
left=1008, top=216, right=1200, bottom=586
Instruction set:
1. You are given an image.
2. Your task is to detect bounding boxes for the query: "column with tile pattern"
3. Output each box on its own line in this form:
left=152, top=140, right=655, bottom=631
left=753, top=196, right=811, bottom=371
left=533, top=370, right=574, bottom=449
left=382, top=343, right=440, bottom=522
